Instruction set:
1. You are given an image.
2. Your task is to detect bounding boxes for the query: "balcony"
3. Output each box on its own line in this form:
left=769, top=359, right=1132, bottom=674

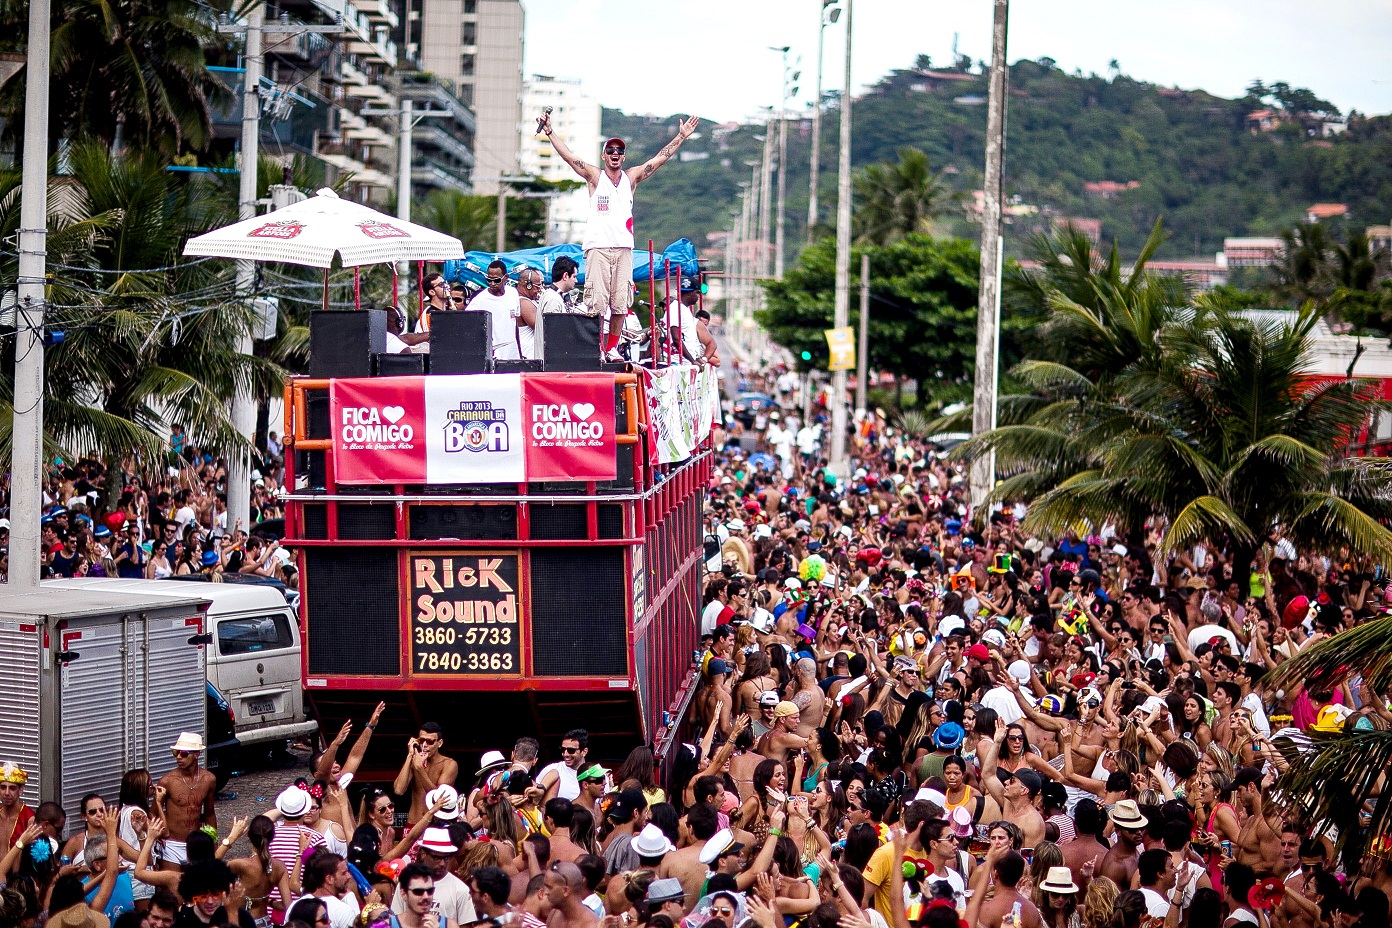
left=361, top=0, right=398, bottom=28
left=344, top=122, right=393, bottom=147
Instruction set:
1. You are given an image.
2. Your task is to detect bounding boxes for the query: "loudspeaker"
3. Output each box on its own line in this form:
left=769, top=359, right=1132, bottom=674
left=305, top=548, right=400, bottom=676
left=409, top=504, right=517, bottom=540
left=429, top=310, right=492, bottom=374
left=375, top=352, right=426, bottom=376
left=543, top=314, right=602, bottom=371
left=310, top=310, right=386, bottom=378
left=494, top=360, right=543, bottom=374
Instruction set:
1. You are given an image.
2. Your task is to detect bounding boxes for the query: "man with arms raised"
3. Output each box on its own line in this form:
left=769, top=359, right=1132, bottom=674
left=539, top=112, right=699, bottom=361
left=156, top=733, right=216, bottom=870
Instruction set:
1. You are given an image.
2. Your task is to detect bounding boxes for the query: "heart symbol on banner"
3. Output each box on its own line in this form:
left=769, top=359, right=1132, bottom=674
left=382, top=405, right=406, bottom=424
left=572, top=403, right=595, bottom=420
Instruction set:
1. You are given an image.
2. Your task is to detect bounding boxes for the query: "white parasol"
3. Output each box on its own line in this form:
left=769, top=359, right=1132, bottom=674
left=183, top=188, right=464, bottom=268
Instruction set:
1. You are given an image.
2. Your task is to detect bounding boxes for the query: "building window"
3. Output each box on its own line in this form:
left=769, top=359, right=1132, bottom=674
left=463, top=0, right=476, bottom=11
left=460, top=54, right=475, bottom=76
left=459, top=85, right=473, bottom=107
left=461, top=21, right=475, bottom=44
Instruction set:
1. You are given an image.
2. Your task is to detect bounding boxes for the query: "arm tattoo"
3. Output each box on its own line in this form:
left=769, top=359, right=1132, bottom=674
left=642, top=137, right=684, bottom=180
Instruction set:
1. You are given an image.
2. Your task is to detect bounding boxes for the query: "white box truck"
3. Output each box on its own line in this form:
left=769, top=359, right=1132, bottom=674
left=0, top=587, right=213, bottom=810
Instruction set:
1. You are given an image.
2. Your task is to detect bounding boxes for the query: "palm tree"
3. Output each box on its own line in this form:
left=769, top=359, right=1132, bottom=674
left=852, top=147, right=952, bottom=247
left=1330, top=230, right=1386, bottom=293
left=959, top=303, right=1392, bottom=588
left=0, top=0, right=226, bottom=154
left=0, top=143, right=277, bottom=470
left=415, top=189, right=500, bottom=252
left=1267, top=624, right=1392, bottom=867
left=1273, top=221, right=1334, bottom=304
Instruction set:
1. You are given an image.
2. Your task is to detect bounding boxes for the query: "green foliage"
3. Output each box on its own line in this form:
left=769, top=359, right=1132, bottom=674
left=852, top=147, right=954, bottom=246
left=757, top=233, right=1033, bottom=396
left=601, top=61, right=1392, bottom=263
left=0, top=143, right=277, bottom=466
left=0, top=0, right=228, bottom=153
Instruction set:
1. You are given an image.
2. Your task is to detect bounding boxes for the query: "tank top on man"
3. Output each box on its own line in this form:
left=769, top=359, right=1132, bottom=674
left=466, top=288, right=523, bottom=361
left=583, top=171, right=634, bottom=250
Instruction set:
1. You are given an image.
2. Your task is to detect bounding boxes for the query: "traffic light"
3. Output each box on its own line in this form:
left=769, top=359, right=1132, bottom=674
left=800, top=350, right=812, bottom=361
left=699, top=281, right=708, bottom=295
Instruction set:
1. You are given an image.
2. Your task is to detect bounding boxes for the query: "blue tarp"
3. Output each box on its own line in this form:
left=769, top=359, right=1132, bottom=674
left=442, top=239, right=699, bottom=290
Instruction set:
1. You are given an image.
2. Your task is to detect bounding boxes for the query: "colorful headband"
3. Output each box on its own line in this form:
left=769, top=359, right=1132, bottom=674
left=0, top=762, right=28, bottom=785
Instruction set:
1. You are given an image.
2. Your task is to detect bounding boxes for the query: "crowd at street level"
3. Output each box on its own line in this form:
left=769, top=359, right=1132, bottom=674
left=3, top=359, right=1392, bottom=928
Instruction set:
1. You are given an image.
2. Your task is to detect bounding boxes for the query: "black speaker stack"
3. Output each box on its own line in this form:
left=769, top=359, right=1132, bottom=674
left=429, top=310, right=493, bottom=374
left=310, top=310, right=386, bottom=378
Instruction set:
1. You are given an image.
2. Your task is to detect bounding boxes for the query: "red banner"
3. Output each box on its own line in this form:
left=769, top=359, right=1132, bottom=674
left=330, top=376, right=428, bottom=483
left=522, top=373, right=618, bottom=481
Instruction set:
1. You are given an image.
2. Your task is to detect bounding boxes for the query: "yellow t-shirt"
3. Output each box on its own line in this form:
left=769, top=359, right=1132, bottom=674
left=863, top=842, right=930, bottom=924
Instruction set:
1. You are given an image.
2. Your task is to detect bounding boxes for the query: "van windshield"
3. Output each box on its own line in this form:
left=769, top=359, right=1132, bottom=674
left=218, top=614, right=294, bottom=655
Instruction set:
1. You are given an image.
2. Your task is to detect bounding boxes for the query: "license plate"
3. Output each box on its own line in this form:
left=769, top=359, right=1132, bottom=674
left=247, top=697, right=275, bottom=716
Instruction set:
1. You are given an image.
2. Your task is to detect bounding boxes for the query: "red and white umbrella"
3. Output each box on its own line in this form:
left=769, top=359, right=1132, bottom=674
left=183, top=188, right=464, bottom=268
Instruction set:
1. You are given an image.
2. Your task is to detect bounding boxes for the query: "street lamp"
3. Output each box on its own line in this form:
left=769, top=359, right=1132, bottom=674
left=770, top=46, right=799, bottom=280
left=829, top=0, right=853, bottom=477
left=808, top=0, right=840, bottom=245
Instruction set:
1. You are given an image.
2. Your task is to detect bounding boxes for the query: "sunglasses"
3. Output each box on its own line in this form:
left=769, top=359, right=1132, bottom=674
left=407, top=887, right=435, bottom=897
left=173, top=750, right=194, bottom=758
left=560, top=746, right=581, bottom=754
left=711, top=908, right=734, bottom=917
left=604, top=147, right=624, bottom=155
left=485, top=276, right=505, bottom=284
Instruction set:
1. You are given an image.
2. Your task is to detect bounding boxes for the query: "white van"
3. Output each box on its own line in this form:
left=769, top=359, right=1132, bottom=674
left=45, top=578, right=318, bottom=749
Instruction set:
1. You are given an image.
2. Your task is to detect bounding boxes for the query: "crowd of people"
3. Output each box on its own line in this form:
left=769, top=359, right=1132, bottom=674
left=8, top=431, right=294, bottom=589
left=2, top=349, right=1391, bottom=928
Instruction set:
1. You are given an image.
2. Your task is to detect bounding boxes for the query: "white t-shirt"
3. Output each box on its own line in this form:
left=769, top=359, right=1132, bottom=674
left=664, top=298, right=702, bottom=362
left=390, top=871, right=474, bottom=926
left=299, top=893, right=359, bottom=928
left=1241, top=692, right=1271, bottom=736
left=539, top=760, right=581, bottom=800
left=467, top=288, right=523, bottom=360
left=1140, top=887, right=1171, bottom=919
left=979, top=685, right=1023, bottom=725
left=701, top=600, right=728, bottom=636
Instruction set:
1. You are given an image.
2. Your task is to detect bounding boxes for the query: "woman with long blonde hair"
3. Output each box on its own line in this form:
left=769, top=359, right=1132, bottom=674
left=1082, top=876, right=1119, bottom=928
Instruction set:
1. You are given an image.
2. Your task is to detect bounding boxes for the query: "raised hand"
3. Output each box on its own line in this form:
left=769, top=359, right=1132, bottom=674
left=679, top=116, right=700, bottom=138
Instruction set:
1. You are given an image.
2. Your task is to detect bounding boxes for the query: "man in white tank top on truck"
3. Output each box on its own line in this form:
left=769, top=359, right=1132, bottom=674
left=538, top=111, right=699, bottom=361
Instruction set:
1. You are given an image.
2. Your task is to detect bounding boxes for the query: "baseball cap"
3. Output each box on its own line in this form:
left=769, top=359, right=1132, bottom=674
left=772, top=701, right=799, bottom=719
left=577, top=764, right=609, bottom=783
left=1006, top=768, right=1043, bottom=797
left=758, top=690, right=780, bottom=707
left=680, top=276, right=698, bottom=292
left=707, top=658, right=732, bottom=676
left=967, top=643, right=991, bottom=662
left=604, top=137, right=626, bottom=151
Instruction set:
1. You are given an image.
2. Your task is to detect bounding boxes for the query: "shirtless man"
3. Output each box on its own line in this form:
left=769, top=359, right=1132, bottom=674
left=392, top=722, right=459, bottom=824
left=660, top=804, right=720, bottom=914
left=543, top=800, right=584, bottom=864
left=1233, top=766, right=1283, bottom=877
left=1098, top=800, right=1148, bottom=888
left=756, top=702, right=809, bottom=766
left=1060, top=800, right=1109, bottom=895
left=789, top=659, right=825, bottom=739
left=0, top=761, right=34, bottom=856
left=540, top=112, right=698, bottom=361
left=986, top=768, right=1046, bottom=850
left=156, top=733, right=216, bottom=870
left=1210, top=682, right=1240, bottom=749
left=543, top=861, right=598, bottom=928
left=967, top=847, right=1043, bottom=928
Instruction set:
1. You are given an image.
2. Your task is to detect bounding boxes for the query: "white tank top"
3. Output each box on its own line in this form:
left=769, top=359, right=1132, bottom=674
left=583, top=170, right=634, bottom=250
left=466, top=289, right=522, bottom=360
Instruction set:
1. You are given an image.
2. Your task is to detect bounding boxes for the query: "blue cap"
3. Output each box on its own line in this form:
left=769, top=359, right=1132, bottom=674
left=933, top=721, right=965, bottom=750
left=73, top=514, right=92, bottom=526
left=807, top=541, right=822, bottom=552
left=944, top=519, right=962, bottom=535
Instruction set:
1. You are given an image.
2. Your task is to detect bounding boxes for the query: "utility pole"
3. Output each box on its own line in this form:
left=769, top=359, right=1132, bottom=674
left=487, top=174, right=533, bottom=253
left=808, top=1, right=840, bottom=244
left=10, top=0, right=52, bottom=587
left=758, top=123, right=774, bottom=280
left=771, top=46, right=797, bottom=280
left=855, top=252, right=869, bottom=415
left=829, top=0, right=853, bottom=477
left=971, top=0, right=1009, bottom=510
left=217, top=6, right=341, bottom=535
left=362, top=97, right=448, bottom=307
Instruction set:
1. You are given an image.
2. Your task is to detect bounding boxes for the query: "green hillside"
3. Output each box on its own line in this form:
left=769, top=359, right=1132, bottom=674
left=603, top=57, right=1392, bottom=264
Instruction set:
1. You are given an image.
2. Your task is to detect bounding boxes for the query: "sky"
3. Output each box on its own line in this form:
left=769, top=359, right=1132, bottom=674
left=520, top=0, right=1392, bottom=123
